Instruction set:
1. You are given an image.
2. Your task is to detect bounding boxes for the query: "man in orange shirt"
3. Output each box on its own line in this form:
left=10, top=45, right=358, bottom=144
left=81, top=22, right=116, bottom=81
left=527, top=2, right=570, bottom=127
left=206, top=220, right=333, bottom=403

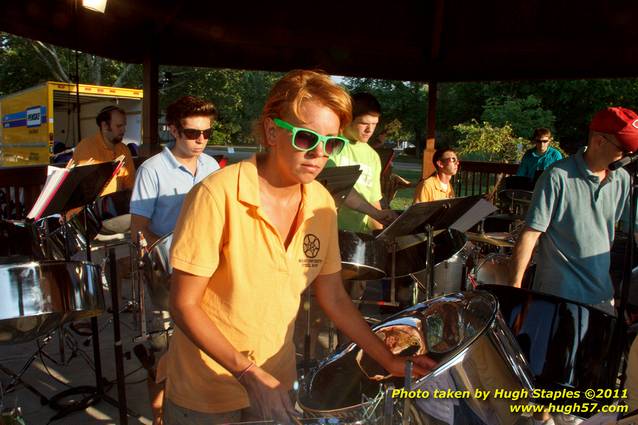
left=414, top=148, right=459, bottom=203
left=73, top=105, right=136, bottom=195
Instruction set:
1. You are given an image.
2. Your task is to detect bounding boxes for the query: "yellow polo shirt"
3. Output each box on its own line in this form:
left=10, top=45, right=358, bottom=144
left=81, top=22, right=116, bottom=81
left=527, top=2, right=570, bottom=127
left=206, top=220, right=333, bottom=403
left=73, top=132, right=135, bottom=195
left=166, top=156, right=342, bottom=413
left=413, top=174, right=454, bottom=203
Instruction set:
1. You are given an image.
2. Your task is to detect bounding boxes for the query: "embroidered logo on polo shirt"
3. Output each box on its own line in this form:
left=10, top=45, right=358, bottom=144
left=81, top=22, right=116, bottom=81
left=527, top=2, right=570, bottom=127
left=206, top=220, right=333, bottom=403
left=303, top=234, right=320, bottom=258
left=300, top=234, right=322, bottom=268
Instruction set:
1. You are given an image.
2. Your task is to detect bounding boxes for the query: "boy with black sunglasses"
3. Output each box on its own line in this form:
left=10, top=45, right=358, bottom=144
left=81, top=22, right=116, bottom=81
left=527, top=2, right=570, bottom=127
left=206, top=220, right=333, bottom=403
left=130, top=96, right=220, bottom=247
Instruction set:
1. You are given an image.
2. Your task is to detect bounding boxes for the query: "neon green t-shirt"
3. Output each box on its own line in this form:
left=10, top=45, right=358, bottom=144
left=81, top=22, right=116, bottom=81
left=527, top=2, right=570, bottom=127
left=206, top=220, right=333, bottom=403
left=327, top=140, right=382, bottom=233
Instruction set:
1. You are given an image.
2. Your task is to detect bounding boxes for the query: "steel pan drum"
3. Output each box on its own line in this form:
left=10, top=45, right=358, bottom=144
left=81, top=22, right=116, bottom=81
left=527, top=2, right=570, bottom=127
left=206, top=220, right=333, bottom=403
left=299, top=291, right=534, bottom=424
left=0, top=261, right=103, bottom=343
left=480, top=284, right=617, bottom=405
left=0, top=219, right=42, bottom=261
left=391, top=229, right=473, bottom=297
left=474, top=254, right=512, bottom=286
left=142, top=233, right=173, bottom=310
left=339, top=230, right=386, bottom=281
left=37, top=209, right=101, bottom=260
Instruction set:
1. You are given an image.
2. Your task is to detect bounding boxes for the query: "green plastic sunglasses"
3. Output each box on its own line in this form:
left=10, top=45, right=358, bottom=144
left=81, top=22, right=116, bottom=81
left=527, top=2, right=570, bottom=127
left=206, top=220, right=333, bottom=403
left=274, top=118, right=348, bottom=156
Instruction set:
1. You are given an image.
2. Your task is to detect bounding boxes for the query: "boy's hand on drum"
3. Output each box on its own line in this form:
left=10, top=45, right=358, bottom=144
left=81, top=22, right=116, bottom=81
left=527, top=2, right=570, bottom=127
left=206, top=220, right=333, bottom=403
left=373, top=208, right=399, bottom=227
left=239, top=365, right=298, bottom=423
left=384, top=354, right=437, bottom=378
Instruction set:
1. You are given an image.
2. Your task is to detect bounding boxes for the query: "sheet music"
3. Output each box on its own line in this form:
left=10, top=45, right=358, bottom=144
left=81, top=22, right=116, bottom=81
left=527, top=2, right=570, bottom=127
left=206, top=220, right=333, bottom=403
left=448, top=198, right=497, bottom=232
left=27, top=166, right=70, bottom=220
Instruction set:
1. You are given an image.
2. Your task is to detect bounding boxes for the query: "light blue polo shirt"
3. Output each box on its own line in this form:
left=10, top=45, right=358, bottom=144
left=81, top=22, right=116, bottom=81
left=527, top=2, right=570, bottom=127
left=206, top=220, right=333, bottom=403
left=130, top=145, right=220, bottom=237
left=526, top=147, right=630, bottom=305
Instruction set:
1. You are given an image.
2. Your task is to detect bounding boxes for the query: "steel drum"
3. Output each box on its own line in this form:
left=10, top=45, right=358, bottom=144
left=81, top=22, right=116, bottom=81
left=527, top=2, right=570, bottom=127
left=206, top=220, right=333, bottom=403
left=390, top=229, right=474, bottom=300
left=474, top=253, right=512, bottom=286
left=142, top=233, right=173, bottom=310
left=473, top=254, right=536, bottom=289
left=339, top=230, right=386, bottom=281
left=0, top=260, right=104, bottom=343
left=0, top=219, right=42, bottom=261
left=299, top=291, right=534, bottom=424
left=36, top=208, right=101, bottom=260
left=480, top=284, right=617, bottom=407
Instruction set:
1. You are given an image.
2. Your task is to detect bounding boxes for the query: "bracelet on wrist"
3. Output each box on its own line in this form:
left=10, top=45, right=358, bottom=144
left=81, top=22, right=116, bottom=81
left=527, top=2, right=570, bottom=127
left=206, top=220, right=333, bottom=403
left=235, top=362, right=255, bottom=382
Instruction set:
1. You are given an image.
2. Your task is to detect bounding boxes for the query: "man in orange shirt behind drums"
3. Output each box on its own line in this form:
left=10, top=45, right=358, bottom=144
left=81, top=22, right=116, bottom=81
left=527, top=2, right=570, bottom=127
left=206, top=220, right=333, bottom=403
left=414, top=148, right=459, bottom=203
left=73, top=105, right=136, bottom=196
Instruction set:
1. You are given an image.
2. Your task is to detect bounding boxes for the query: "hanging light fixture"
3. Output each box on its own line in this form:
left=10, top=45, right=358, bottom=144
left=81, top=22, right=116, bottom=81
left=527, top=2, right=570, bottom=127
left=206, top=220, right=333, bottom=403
left=82, top=0, right=107, bottom=13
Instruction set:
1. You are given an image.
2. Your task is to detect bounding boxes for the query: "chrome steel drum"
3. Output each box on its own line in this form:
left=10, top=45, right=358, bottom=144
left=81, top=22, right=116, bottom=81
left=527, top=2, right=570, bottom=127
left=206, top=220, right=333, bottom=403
left=474, top=254, right=535, bottom=289
left=59, top=261, right=105, bottom=323
left=142, top=233, right=173, bottom=310
left=37, top=208, right=101, bottom=260
left=0, top=261, right=103, bottom=343
left=391, top=229, right=473, bottom=297
left=433, top=239, right=475, bottom=295
left=474, top=253, right=511, bottom=286
left=480, top=284, right=617, bottom=407
left=299, top=291, right=534, bottom=424
left=339, top=230, right=386, bottom=281
left=0, top=219, right=42, bottom=261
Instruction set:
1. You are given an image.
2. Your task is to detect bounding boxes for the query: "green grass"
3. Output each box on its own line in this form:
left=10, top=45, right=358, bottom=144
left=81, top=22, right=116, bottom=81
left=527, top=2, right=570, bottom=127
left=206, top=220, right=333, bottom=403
left=389, top=169, right=421, bottom=210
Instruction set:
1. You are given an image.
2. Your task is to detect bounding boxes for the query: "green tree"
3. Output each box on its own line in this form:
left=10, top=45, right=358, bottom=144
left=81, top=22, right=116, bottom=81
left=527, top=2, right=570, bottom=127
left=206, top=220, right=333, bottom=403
left=341, top=77, right=428, bottom=151
left=481, top=95, right=555, bottom=139
left=454, top=120, right=525, bottom=163
left=0, top=32, right=142, bottom=93
left=159, top=67, right=280, bottom=145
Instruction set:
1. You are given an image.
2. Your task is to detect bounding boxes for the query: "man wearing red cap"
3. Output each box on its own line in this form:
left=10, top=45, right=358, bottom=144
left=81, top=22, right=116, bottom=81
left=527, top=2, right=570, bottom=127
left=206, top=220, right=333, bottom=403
left=510, top=107, right=638, bottom=311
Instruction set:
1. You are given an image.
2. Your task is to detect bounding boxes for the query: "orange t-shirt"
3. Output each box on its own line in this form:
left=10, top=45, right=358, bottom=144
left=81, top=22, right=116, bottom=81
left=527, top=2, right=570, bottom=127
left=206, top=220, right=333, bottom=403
left=72, top=132, right=135, bottom=195
left=166, top=156, right=342, bottom=413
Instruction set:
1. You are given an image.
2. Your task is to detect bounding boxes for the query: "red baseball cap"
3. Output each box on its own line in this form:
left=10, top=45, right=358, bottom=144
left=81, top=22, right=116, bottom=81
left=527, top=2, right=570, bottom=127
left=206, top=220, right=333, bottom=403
left=589, top=106, right=638, bottom=152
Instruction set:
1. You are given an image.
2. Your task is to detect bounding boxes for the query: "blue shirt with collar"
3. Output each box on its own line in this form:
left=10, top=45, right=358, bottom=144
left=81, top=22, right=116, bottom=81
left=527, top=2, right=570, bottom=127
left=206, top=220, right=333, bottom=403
left=516, top=146, right=563, bottom=179
left=526, top=147, right=630, bottom=305
left=130, top=145, right=220, bottom=237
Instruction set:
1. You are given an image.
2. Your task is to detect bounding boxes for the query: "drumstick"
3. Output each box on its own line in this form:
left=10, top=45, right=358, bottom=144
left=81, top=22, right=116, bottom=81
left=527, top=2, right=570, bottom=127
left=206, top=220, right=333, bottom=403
left=486, top=172, right=505, bottom=202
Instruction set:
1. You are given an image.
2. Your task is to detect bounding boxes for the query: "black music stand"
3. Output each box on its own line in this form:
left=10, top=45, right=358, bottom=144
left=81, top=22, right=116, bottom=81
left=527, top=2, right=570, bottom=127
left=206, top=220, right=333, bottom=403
left=316, top=165, right=362, bottom=208
left=33, top=162, right=120, bottom=220
left=375, top=196, right=496, bottom=302
left=27, top=161, right=133, bottom=424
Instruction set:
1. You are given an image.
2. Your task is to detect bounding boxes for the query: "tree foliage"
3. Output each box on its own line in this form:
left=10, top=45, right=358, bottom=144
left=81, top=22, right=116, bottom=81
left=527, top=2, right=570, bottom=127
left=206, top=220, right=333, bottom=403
left=4, top=32, right=638, bottom=153
left=0, top=32, right=281, bottom=145
left=481, top=95, right=555, bottom=140
left=341, top=77, right=428, bottom=149
left=454, top=120, right=526, bottom=163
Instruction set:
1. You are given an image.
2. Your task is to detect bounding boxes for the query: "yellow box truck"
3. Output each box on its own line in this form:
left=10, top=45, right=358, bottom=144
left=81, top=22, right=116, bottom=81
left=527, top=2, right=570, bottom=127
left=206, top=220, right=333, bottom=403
left=0, top=82, right=142, bottom=167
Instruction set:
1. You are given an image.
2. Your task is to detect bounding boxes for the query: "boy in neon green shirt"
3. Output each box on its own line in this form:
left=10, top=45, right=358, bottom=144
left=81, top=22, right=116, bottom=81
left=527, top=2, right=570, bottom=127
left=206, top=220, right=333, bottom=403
left=328, top=92, right=391, bottom=233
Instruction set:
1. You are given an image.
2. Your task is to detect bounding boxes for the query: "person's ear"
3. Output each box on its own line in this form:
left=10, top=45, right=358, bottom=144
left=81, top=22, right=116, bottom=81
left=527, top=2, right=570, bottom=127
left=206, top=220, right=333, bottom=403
left=168, top=125, right=180, bottom=141
left=263, top=118, right=277, bottom=147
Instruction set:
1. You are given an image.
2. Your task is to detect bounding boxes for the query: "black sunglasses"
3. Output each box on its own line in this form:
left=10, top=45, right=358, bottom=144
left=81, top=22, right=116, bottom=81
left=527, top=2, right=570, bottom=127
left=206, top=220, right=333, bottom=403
left=181, top=127, right=212, bottom=140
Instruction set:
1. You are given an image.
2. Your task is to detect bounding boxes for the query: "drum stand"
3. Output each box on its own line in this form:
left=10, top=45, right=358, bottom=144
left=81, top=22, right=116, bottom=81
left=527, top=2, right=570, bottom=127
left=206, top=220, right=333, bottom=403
left=0, top=334, right=56, bottom=405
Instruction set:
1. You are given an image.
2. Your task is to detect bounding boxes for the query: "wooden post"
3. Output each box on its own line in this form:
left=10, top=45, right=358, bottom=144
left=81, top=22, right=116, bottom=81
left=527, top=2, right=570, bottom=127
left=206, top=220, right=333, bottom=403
left=422, top=81, right=437, bottom=178
left=140, top=52, right=160, bottom=158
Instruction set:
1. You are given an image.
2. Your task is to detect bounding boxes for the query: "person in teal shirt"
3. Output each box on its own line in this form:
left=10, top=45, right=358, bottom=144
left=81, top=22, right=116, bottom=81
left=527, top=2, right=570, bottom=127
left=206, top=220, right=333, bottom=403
left=516, top=128, right=563, bottom=180
left=327, top=93, right=396, bottom=233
